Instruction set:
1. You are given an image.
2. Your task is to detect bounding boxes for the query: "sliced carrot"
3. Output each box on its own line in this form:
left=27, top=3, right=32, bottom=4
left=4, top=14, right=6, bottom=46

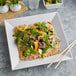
left=32, top=53, right=36, bottom=55
left=45, top=2, right=49, bottom=5
left=33, top=29, right=45, bottom=35
left=19, top=50, right=23, bottom=58
left=17, top=27, right=24, bottom=32
left=38, top=30, right=45, bottom=34
left=35, top=40, right=38, bottom=51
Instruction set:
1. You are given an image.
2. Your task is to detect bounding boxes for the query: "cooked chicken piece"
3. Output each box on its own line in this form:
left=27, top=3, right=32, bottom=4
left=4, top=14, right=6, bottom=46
left=49, top=35, right=54, bottom=39
left=38, top=49, right=42, bottom=54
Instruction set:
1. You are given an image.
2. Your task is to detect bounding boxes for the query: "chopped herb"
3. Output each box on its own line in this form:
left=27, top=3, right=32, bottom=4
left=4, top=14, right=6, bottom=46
left=0, top=0, right=6, bottom=6
left=29, top=40, right=33, bottom=45
left=24, top=30, right=28, bottom=34
left=24, top=49, right=31, bottom=56
left=13, top=31, right=22, bottom=37
left=16, top=37, right=23, bottom=44
left=36, top=22, right=46, bottom=30
left=44, top=26, right=48, bottom=32
left=30, top=30, right=42, bottom=36
left=21, top=46, right=26, bottom=52
left=42, top=45, right=52, bottom=54
left=41, top=35, right=50, bottom=43
left=13, top=30, right=28, bottom=37
left=21, top=46, right=37, bottom=54
left=48, top=28, right=55, bottom=35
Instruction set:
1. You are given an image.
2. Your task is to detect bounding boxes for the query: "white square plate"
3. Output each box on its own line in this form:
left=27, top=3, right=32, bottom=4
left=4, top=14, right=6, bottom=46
left=5, top=12, right=72, bottom=70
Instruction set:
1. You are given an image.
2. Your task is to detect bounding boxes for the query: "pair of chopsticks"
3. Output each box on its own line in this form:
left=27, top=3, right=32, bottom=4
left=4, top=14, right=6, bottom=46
left=47, top=40, right=76, bottom=69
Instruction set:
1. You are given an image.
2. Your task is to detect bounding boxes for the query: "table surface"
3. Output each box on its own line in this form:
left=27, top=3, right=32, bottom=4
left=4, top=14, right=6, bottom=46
left=0, top=0, right=76, bottom=76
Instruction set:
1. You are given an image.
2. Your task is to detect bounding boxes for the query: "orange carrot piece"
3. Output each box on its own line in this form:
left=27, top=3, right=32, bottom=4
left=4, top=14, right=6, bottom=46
left=17, top=27, right=24, bottom=32
left=35, top=40, right=38, bottom=51
left=19, top=50, right=23, bottom=58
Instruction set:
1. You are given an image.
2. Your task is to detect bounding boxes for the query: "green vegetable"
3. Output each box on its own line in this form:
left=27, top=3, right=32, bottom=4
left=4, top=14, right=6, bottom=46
left=36, top=23, right=43, bottom=29
left=21, top=46, right=38, bottom=54
left=55, top=0, right=59, bottom=3
left=48, top=31, right=51, bottom=35
left=51, top=38, right=56, bottom=47
left=48, top=28, right=55, bottom=35
left=41, top=35, right=50, bottom=43
left=9, top=0, right=21, bottom=4
left=30, top=48, right=38, bottom=53
left=45, top=0, right=50, bottom=2
left=30, top=30, right=42, bottom=36
left=34, top=22, right=48, bottom=33
left=24, top=30, right=28, bottom=34
left=29, top=40, right=33, bottom=45
left=31, top=26, right=38, bottom=29
left=29, top=34, right=33, bottom=38
left=42, top=37, right=56, bottom=54
left=44, top=27, right=48, bottom=32
left=31, top=45, right=33, bottom=49
left=23, top=35, right=29, bottom=41
left=23, top=34, right=34, bottom=45
left=16, top=37, right=23, bottom=44
left=48, top=31, right=53, bottom=35
left=41, top=37, right=46, bottom=41
left=41, top=22, right=48, bottom=33
left=21, top=46, right=26, bottom=52
left=24, top=49, right=31, bottom=56
left=13, top=30, right=28, bottom=37
left=26, top=46, right=38, bottom=53
left=24, top=47, right=37, bottom=56
left=23, top=36, right=30, bottom=45
left=42, top=45, right=52, bottom=54
left=36, top=22, right=46, bottom=30
left=0, top=0, right=6, bottom=6
left=13, top=31, right=23, bottom=37
left=45, top=0, right=59, bottom=4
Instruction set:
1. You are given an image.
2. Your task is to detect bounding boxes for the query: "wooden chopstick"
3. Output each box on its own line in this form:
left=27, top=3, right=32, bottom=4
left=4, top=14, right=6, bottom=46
left=55, top=42, right=76, bottom=69
left=47, top=40, right=76, bottom=68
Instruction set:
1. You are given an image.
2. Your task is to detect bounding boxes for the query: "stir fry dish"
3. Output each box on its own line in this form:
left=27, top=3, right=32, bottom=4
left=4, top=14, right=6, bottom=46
left=13, top=22, right=61, bottom=60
